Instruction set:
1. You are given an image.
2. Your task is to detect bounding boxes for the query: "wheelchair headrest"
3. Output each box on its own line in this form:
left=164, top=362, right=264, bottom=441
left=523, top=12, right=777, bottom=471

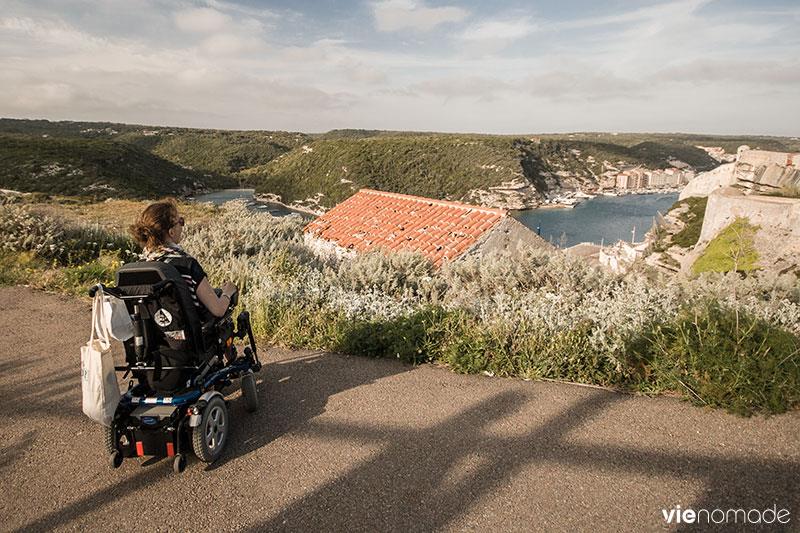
left=116, top=261, right=183, bottom=291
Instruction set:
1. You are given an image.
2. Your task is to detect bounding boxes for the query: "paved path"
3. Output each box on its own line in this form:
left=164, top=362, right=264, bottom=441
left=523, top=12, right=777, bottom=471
left=1, top=286, right=798, bottom=532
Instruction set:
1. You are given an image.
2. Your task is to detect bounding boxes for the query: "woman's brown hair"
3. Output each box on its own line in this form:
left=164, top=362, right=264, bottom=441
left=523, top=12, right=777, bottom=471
left=129, top=198, right=178, bottom=250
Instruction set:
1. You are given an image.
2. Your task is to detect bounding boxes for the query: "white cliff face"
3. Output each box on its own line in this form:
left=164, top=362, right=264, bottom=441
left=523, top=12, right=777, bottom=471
left=679, top=162, right=737, bottom=200
left=680, top=148, right=800, bottom=200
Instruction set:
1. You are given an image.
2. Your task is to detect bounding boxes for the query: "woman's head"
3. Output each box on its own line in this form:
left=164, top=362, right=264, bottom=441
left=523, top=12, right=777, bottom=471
left=129, top=198, right=184, bottom=250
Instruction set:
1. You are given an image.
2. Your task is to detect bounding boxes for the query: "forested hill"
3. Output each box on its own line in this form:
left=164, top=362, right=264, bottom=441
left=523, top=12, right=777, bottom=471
left=2, top=118, right=798, bottom=206
left=0, top=133, right=237, bottom=198
left=247, top=134, right=726, bottom=210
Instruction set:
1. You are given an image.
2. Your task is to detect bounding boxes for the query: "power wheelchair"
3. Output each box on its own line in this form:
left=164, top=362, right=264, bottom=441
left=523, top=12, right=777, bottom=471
left=89, top=261, right=262, bottom=474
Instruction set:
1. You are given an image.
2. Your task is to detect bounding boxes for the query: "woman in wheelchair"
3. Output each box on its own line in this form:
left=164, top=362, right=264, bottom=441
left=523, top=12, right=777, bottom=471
left=97, top=198, right=261, bottom=472
left=130, top=198, right=238, bottom=325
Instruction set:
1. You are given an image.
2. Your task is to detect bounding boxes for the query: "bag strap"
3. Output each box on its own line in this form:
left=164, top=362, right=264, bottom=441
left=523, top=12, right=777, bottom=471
left=89, top=291, right=112, bottom=350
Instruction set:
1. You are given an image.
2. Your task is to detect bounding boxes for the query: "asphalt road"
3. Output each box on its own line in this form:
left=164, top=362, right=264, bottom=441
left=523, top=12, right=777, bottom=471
left=1, top=286, right=799, bottom=532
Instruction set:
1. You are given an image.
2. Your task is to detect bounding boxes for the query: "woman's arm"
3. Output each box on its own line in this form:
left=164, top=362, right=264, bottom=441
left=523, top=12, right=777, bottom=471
left=196, top=277, right=233, bottom=318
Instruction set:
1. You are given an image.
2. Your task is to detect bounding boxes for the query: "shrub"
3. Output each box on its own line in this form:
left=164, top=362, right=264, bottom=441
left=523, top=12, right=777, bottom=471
left=0, top=203, right=139, bottom=267
left=670, top=196, right=708, bottom=248
left=630, top=302, right=800, bottom=415
left=692, top=217, right=759, bottom=274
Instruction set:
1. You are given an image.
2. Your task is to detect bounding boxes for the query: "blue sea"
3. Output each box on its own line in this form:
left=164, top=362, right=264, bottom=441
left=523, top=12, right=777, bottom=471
left=512, top=193, right=678, bottom=248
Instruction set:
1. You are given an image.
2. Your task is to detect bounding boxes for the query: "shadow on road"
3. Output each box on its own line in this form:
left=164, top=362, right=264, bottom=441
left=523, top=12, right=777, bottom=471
left=5, top=346, right=799, bottom=532
left=244, top=388, right=800, bottom=532
left=209, top=349, right=411, bottom=469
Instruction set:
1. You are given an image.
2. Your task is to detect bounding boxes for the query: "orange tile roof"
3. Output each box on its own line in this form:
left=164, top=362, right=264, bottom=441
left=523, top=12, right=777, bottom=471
left=304, top=189, right=507, bottom=266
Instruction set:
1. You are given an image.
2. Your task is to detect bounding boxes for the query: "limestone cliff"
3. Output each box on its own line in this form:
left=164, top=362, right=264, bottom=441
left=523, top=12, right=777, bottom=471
left=681, top=147, right=800, bottom=200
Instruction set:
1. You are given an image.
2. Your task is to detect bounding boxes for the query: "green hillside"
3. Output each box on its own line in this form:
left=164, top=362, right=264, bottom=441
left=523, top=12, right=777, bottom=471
left=0, top=134, right=234, bottom=198
left=0, top=118, right=308, bottom=179
left=2, top=119, right=799, bottom=205
left=145, top=131, right=306, bottom=176
left=249, top=135, right=528, bottom=206
left=538, top=132, right=800, bottom=153
left=249, top=135, right=721, bottom=208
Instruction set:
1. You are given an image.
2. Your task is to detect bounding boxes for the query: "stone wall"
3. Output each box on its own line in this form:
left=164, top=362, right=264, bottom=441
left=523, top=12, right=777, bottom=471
left=699, top=187, right=800, bottom=244
left=679, top=162, right=736, bottom=200
left=738, top=149, right=797, bottom=168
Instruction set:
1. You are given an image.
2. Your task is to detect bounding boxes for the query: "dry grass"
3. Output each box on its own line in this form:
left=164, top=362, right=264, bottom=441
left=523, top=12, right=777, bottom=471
left=26, top=197, right=220, bottom=234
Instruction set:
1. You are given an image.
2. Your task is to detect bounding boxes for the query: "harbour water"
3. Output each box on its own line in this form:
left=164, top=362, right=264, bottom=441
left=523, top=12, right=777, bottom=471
left=512, top=193, right=678, bottom=248
left=192, top=189, right=306, bottom=217
left=196, top=189, right=678, bottom=249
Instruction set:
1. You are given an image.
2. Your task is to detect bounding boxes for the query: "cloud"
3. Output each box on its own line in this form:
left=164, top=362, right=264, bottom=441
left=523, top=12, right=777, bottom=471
left=555, top=0, right=711, bottom=30
left=457, top=18, right=536, bottom=43
left=1, top=0, right=798, bottom=135
left=371, top=0, right=468, bottom=32
left=525, top=69, right=648, bottom=101
left=411, top=76, right=513, bottom=101
left=200, top=33, right=264, bottom=55
left=654, top=59, right=800, bottom=85
left=339, top=59, right=388, bottom=84
left=174, top=7, right=231, bottom=33
left=1, top=16, right=106, bottom=50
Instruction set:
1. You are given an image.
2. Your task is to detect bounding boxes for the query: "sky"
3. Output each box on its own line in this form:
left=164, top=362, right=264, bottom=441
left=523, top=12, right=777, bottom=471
left=1, top=0, right=798, bottom=135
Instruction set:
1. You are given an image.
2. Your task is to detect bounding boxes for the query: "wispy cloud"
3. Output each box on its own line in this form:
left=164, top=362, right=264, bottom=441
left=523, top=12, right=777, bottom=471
left=457, top=18, right=536, bottom=42
left=371, top=0, right=468, bottom=32
left=455, top=17, right=536, bottom=51
left=174, top=7, right=232, bottom=33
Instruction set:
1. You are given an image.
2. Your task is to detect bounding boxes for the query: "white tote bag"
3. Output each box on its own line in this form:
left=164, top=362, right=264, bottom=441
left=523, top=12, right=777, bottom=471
left=81, top=291, right=121, bottom=426
left=102, top=294, right=134, bottom=341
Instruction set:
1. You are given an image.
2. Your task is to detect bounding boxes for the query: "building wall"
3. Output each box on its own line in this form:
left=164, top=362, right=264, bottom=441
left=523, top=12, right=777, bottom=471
left=460, top=217, right=552, bottom=261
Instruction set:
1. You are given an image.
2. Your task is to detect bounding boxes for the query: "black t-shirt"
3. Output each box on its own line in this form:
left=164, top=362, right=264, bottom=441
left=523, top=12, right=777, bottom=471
left=145, top=245, right=207, bottom=309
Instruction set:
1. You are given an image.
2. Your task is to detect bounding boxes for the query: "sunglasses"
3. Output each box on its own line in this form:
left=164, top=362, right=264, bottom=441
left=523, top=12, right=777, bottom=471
left=174, top=216, right=185, bottom=227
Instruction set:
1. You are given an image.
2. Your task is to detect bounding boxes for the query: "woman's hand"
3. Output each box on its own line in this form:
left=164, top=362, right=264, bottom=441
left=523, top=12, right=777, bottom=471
left=221, top=281, right=237, bottom=298
left=198, top=278, right=238, bottom=318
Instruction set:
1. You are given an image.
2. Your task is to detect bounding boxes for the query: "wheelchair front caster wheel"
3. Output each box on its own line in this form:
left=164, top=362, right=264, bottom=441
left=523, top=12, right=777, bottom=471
left=173, top=453, right=187, bottom=474
left=242, top=372, right=258, bottom=413
left=109, top=450, right=123, bottom=469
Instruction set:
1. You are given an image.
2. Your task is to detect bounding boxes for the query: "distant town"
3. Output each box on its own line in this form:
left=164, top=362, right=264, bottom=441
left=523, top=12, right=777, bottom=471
left=540, top=145, right=737, bottom=208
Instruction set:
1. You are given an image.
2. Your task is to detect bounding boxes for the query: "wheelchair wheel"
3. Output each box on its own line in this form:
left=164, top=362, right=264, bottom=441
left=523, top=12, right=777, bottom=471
left=173, top=453, right=187, bottom=474
left=241, top=372, right=258, bottom=413
left=191, top=396, right=228, bottom=463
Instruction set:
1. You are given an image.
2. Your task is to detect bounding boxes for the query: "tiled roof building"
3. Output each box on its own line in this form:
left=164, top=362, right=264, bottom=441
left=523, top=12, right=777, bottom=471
left=303, top=189, right=549, bottom=266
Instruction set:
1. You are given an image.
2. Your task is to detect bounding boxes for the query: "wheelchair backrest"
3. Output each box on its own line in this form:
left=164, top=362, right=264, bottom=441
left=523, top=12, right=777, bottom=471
left=115, top=261, right=206, bottom=363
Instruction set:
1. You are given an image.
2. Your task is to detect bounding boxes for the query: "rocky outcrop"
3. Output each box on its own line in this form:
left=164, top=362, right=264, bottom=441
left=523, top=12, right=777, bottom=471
left=680, top=147, right=800, bottom=200
left=734, top=149, right=800, bottom=193
left=679, top=162, right=736, bottom=199
left=466, top=179, right=540, bottom=210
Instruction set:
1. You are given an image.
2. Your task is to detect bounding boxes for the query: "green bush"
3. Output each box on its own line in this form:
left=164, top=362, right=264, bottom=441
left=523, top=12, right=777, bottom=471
left=692, top=217, right=759, bottom=274
left=670, top=196, right=708, bottom=248
left=4, top=200, right=799, bottom=415
left=630, top=302, right=800, bottom=415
